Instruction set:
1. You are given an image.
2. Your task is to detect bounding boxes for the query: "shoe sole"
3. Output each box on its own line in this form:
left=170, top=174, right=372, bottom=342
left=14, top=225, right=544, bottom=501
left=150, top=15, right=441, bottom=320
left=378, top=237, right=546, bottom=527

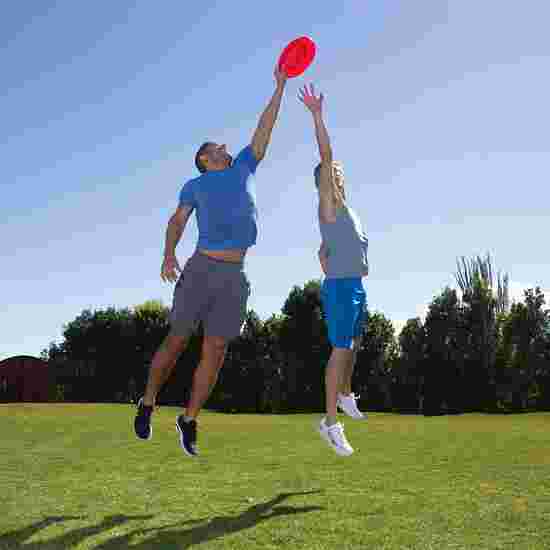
left=176, top=420, right=198, bottom=458
left=136, top=425, right=152, bottom=441
left=318, top=426, right=354, bottom=457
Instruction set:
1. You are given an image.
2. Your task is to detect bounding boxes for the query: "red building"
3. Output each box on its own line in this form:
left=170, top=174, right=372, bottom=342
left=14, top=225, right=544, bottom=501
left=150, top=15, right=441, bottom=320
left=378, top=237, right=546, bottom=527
left=0, top=355, right=50, bottom=402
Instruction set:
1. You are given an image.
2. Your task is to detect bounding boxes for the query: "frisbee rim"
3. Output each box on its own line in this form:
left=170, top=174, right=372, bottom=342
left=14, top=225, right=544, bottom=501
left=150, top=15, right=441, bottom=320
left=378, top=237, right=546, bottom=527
left=278, top=36, right=316, bottom=78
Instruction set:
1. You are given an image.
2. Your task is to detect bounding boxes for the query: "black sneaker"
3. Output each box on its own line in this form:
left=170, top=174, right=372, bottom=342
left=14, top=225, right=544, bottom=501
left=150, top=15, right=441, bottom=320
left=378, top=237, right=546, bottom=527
left=134, top=397, right=153, bottom=440
left=176, top=415, right=198, bottom=457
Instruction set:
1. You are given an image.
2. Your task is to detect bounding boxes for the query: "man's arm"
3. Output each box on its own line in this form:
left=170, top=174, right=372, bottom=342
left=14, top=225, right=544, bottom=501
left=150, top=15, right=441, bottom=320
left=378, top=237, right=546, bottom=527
left=298, top=85, right=337, bottom=223
left=161, top=205, right=193, bottom=283
left=313, top=112, right=336, bottom=222
left=250, top=66, right=288, bottom=162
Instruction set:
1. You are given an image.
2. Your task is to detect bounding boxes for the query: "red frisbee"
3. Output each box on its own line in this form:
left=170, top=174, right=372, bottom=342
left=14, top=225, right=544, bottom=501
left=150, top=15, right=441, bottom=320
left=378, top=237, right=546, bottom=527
left=278, top=36, right=316, bottom=78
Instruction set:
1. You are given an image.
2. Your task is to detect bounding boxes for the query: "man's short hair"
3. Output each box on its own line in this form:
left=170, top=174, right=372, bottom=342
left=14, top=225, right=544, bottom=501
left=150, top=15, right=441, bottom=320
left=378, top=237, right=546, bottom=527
left=195, top=142, right=215, bottom=174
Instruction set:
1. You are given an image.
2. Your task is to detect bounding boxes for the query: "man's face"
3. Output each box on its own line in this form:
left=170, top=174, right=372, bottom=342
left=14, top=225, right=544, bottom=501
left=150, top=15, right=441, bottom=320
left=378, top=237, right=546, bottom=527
left=202, top=143, right=232, bottom=170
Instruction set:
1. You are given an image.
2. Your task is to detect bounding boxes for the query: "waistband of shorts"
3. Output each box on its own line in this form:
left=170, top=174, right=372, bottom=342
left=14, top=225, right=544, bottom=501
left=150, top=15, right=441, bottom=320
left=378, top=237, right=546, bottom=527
left=190, top=250, right=245, bottom=270
left=322, top=276, right=364, bottom=290
left=323, top=276, right=363, bottom=284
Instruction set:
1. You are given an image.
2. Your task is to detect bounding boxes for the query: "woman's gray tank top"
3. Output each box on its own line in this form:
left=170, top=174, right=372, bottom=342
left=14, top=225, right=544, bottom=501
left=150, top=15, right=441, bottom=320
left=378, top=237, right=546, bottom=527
left=319, top=205, right=369, bottom=279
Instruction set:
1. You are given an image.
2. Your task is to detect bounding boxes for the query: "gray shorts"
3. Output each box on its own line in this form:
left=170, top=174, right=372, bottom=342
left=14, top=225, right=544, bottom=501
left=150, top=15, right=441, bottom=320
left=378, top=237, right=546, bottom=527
left=169, top=251, right=251, bottom=341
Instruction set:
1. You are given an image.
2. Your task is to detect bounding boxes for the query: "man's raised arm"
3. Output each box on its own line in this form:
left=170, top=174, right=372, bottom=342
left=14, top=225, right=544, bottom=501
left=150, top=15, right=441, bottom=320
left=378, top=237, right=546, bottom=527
left=299, top=84, right=336, bottom=223
left=250, top=66, right=288, bottom=162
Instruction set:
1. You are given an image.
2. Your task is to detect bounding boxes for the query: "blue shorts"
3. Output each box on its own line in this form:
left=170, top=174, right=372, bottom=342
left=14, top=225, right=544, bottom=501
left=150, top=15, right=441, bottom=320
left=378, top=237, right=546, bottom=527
left=321, top=277, right=367, bottom=349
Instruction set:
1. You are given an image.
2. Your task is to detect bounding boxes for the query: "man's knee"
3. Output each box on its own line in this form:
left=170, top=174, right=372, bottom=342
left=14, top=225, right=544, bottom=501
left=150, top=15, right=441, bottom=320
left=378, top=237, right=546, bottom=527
left=162, top=335, right=187, bottom=356
left=330, top=346, right=354, bottom=366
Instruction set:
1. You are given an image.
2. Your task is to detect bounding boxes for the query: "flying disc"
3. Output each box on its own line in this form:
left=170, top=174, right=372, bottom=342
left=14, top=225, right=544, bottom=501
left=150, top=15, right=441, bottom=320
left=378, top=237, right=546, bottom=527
left=278, top=36, right=316, bottom=78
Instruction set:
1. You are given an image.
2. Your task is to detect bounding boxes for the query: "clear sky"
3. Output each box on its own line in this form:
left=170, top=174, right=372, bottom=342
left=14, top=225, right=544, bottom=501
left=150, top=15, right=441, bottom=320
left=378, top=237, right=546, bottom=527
left=2, top=1, right=549, bottom=359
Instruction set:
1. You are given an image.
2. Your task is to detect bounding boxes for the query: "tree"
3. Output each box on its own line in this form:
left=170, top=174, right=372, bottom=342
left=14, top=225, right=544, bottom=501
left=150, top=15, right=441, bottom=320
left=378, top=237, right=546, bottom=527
left=500, top=288, right=550, bottom=411
left=423, top=288, right=466, bottom=415
left=44, top=303, right=171, bottom=403
left=132, top=300, right=170, bottom=402
left=278, top=280, right=330, bottom=412
left=355, top=311, right=397, bottom=412
left=64, top=307, right=137, bottom=401
left=395, top=318, right=425, bottom=413
left=210, top=310, right=266, bottom=413
left=259, top=314, right=286, bottom=412
left=455, top=253, right=509, bottom=411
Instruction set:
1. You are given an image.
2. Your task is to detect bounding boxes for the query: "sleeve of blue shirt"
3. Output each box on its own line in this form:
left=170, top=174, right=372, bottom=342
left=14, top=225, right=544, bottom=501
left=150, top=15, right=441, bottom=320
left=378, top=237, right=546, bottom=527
left=233, top=145, right=259, bottom=174
left=179, top=180, right=197, bottom=208
left=178, top=179, right=197, bottom=209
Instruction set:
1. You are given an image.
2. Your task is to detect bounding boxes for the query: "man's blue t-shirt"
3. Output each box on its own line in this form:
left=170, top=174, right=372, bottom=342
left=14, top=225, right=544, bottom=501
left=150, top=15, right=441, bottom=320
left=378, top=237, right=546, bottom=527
left=178, top=145, right=259, bottom=250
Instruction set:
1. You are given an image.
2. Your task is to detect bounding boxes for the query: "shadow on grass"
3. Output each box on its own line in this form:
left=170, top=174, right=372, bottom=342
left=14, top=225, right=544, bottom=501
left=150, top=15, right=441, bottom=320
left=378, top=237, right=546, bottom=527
left=99, top=490, right=324, bottom=549
left=0, top=514, right=155, bottom=549
left=0, top=491, right=323, bottom=549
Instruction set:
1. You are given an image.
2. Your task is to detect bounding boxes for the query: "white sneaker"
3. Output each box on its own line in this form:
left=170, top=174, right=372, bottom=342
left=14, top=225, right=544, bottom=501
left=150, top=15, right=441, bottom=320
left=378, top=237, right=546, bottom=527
left=337, top=393, right=367, bottom=419
left=318, top=418, right=354, bottom=456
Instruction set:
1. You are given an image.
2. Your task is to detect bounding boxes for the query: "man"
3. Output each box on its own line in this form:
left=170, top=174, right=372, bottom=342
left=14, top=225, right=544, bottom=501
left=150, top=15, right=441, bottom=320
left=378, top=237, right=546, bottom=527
left=299, top=84, right=369, bottom=457
left=134, top=66, right=288, bottom=457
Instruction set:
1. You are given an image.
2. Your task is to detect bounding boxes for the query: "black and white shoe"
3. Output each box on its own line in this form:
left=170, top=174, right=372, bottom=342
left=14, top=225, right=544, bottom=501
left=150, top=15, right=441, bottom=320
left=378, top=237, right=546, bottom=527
left=176, top=415, right=198, bottom=457
left=134, top=397, right=153, bottom=440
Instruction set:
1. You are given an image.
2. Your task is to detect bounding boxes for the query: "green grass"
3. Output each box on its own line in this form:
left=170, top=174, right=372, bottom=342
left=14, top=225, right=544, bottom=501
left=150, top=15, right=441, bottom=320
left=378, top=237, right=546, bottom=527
left=1, top=405, right=549, bottom=549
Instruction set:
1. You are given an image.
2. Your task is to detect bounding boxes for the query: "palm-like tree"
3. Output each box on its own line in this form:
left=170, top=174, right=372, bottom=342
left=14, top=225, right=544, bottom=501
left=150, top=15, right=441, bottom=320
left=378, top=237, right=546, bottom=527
left=455, top=253, right=509, bottom=410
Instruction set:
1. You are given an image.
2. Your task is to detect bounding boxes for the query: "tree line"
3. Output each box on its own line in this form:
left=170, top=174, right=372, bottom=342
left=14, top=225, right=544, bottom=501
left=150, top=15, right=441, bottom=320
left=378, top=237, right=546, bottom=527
left=43, top=254, right=550, bottom=414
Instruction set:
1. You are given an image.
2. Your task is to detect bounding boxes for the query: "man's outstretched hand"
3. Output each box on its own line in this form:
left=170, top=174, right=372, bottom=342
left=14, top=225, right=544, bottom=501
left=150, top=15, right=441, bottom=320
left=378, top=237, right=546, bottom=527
left=298, top=84, right=323, bottom=115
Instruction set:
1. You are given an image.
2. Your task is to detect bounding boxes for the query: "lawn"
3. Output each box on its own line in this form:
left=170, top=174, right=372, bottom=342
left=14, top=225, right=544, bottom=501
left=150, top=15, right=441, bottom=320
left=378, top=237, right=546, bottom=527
left=1, top=404, right=549, bottom=549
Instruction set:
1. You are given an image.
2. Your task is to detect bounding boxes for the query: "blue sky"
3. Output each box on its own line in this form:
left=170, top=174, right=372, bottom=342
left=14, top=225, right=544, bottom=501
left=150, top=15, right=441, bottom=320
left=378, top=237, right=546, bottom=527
left=2, top=1, right=549, bottom=359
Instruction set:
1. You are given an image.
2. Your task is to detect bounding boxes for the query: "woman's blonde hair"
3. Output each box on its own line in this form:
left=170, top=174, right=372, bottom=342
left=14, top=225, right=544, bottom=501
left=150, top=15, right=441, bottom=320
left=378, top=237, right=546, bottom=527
left=314, top=161, right=346, bottom=206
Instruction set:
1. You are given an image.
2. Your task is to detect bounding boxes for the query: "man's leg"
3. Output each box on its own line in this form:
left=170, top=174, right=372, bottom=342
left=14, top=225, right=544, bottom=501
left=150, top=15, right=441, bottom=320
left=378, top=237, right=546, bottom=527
left=318, top=278, right=357, bottom=456
left=175, top=336, right=228, bottom=457
left=337, top=282, right=367, bottom=418
left=143, top=335, right=188, bottom=406
left=336, top=337, right=367, bottom=419
left=339, top=337, right=360, bottom=396
left=134, top=334, right=187, bottom=440
left=320, top=346, right=355, bottom=457
left=320, top=278, right=355, bottom=424
left=185, top=335, right=227, bottom=418
left=175, top=257, right=247, bottom=457
left=184, top=260, right=246, bottom=418
left=326, top=347, right=354, bottom=425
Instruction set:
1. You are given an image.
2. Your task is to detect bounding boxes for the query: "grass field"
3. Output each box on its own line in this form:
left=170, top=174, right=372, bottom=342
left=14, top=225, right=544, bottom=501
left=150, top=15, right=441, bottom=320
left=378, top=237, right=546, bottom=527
left=1, top=405, right=549, bottom=549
